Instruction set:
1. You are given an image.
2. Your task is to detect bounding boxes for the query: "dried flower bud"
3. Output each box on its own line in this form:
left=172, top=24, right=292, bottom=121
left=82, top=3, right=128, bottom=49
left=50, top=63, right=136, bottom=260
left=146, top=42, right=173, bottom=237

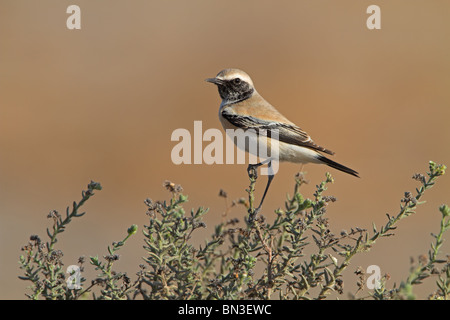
left=47, top=210, right=60, bottom=219
left=163, top=180, right=183, bottom=193
left=218, top=189, right=228, bottom=198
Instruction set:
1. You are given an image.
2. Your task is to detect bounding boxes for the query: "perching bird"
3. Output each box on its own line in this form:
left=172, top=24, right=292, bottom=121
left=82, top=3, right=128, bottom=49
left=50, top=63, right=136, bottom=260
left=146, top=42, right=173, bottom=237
left=206, top=68, right=359, bottom=212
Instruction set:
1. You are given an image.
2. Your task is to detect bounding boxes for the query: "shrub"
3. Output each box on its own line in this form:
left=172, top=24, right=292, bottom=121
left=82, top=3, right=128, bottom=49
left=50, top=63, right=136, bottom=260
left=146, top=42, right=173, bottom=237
left=19, top=161, right=449, bottom=299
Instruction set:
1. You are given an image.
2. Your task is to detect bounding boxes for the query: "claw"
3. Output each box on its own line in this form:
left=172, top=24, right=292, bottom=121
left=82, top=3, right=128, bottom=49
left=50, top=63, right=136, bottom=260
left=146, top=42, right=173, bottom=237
left=248, top=206, right=261, bottom=223
left=247, top=164, right=258, bottom=180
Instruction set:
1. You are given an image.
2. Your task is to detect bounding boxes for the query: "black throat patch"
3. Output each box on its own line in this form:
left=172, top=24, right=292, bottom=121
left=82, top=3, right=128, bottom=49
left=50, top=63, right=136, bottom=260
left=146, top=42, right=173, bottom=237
left=218, top=80, right=254, bottom=104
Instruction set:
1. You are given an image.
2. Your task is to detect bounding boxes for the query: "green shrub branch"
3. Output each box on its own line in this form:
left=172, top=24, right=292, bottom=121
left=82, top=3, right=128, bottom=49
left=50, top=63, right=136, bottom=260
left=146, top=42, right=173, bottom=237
left=19, top=162, right=449, bottom=300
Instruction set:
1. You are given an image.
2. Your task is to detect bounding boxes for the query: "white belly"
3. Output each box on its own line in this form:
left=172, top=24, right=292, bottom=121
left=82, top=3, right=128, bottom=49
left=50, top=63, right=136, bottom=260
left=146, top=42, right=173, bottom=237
left=223, top=128, right=320, bottom=164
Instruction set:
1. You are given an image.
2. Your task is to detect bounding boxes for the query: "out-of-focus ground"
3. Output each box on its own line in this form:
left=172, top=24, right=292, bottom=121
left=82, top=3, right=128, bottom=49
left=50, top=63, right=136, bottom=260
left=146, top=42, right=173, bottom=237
left=1, top=1, right=449, bottom=299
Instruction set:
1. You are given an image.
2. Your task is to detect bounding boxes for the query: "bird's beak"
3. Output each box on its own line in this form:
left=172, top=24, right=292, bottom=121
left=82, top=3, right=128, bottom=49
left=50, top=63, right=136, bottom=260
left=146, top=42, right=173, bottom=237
left=205, top=77, right=225, bottom=86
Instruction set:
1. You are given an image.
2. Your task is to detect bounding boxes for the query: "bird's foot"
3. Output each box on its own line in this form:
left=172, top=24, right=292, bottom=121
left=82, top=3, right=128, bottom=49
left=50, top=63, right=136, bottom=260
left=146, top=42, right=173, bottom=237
left=247, top=164, right=259, bottom=180
left=247, top=206, right=261, bottom=223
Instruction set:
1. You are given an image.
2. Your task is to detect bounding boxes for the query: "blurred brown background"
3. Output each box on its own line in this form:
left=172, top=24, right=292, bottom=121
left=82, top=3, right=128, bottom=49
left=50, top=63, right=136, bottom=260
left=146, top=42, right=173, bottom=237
left=1, top=1, right=449, bottom=299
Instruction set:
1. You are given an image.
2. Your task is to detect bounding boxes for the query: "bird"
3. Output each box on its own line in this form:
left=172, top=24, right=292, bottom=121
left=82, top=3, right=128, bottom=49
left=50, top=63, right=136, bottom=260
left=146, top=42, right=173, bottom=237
left=206, top=68, right=359, bottom=212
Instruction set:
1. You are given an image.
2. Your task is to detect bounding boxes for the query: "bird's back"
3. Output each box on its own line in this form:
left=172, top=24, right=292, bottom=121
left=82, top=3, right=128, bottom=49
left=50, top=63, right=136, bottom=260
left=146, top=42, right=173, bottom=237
left=222, top=91, right=294, bottom=126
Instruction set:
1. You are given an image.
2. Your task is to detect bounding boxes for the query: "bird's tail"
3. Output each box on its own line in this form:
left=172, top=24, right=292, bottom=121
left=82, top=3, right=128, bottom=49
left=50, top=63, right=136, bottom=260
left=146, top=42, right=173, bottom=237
left=317, top=155, right=360, bottom=178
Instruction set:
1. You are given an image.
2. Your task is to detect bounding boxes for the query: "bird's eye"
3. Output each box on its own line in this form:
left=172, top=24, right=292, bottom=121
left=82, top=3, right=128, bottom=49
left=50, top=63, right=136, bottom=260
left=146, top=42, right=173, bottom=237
left=233, top=78, right=241, bottom=85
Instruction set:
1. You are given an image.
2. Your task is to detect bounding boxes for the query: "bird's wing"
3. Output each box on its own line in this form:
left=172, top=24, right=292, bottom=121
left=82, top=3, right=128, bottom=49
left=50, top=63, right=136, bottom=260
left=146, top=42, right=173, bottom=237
left=221, top=108, right=335, bottom=155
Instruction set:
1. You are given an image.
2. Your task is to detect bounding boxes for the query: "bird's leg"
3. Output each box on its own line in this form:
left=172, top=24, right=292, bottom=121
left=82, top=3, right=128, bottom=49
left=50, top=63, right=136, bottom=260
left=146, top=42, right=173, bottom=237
left=247, top=160, right=274, bottom=221
left=256, top=161, right=274, bottom=212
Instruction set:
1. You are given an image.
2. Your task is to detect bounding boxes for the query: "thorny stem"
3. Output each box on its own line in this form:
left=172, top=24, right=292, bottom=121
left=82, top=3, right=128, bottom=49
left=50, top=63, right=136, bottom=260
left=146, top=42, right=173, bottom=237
left=48, top=181, right=102, bottom=252
left=246, top=166, right=275, bottom=299
left=88, top=225, right=137, bottom=300
left=317, top=161, right=446, bottom=299
left=254, top=221, right=274, bottom=299
left=19, top=181, right=102, bottom=300
left=246, top=165, right=258, bottom=221
left=397, top=204, right=450, bottom=299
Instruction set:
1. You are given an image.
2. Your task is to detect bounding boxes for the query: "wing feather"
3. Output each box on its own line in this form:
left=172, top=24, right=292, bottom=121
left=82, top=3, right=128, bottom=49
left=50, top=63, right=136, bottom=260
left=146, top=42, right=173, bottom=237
left=221, top=109, right=335, bottom=155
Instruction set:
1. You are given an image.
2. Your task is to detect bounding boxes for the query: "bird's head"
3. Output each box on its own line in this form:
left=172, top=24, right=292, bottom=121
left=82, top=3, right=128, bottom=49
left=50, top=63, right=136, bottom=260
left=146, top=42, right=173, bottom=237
left=206, top=68, right=255, bottom=104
